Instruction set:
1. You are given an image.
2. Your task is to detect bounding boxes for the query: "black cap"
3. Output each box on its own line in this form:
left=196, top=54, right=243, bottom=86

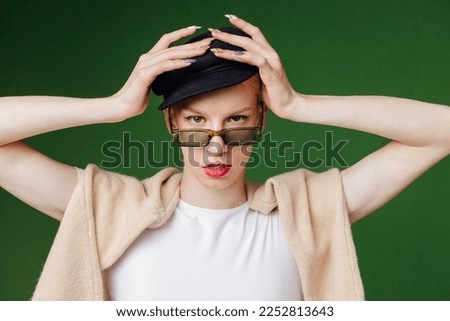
left=152, top=27, right=258, bottom=110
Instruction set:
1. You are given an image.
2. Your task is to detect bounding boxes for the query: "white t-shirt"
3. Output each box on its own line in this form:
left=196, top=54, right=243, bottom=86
left=106, top=200, right=303, bottom=300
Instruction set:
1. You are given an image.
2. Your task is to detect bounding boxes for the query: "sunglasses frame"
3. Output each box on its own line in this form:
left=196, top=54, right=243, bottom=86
left=168, top=98, right=266, bottom=147
left=171, top=126, right=263, bottom=147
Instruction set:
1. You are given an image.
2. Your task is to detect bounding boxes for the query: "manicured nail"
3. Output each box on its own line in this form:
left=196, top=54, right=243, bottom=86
left=187, top=25, right=202, bottom=30
left=233, top=50, right=245, bottom=56
left=210, top=48, right=224, bottom=54
left=183, top=58, right=196, bottom=63
left=225, top=14, right=238, bottom=20
left=208, top=28, right=221, bottom=33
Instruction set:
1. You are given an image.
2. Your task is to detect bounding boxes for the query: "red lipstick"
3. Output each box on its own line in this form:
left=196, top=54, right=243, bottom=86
left=203, top=163, right=231, bottom=178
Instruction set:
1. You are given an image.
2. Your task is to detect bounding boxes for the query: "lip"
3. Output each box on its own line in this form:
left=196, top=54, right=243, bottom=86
left=202, top=163, right=232, bottom=178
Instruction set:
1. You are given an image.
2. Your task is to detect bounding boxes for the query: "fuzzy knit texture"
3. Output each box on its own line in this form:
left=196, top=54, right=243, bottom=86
left=32, top=164, right=364, bottom=300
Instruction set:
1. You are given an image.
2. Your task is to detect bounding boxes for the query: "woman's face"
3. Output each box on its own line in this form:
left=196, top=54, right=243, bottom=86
left=168, top=80, right=261, bottom=191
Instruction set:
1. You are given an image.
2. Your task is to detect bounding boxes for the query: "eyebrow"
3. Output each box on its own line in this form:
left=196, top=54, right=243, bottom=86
left=183, top=106, right=204, bottom=114
left=183, top=106, right=254, bottom=115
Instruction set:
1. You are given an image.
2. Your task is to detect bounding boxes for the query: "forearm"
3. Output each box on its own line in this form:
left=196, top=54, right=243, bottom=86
left=0, top=95, right=122, bottom=146
left=288, top=94, right=450, bottom=152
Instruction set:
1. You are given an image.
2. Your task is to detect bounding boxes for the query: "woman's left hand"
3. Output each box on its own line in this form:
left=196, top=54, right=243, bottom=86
left=209, top=15, right=299, bottom=120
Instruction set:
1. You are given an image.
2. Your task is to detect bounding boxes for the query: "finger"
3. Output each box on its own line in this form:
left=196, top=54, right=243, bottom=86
left=121, top=58, right=194, bottom=92
left=224, top=14, right=272, bottom=49
left=149, top=25, right=202, bottom=53
left=131, top=59, right=196, bottom=88
left=139, top=45, right=210, bottom=69
left=170, top=37, right=213, bottom=51
left=210, top=48, right=266, bottom=67
left=127, top=46, right=208, bottom=89
left=210, top=49, right=276, bottom=81
left=142, top=37, right=212, bottom=62
left=209, top=28, right=278, bottom=60
left=143, top=60, right=196, bottom=84
left=161, top=37, right=212, bottom=55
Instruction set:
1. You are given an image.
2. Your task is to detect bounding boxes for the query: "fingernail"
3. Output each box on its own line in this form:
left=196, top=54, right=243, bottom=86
left=208, top=28, right=221, bottom=33
left=210, top=48, right=224, bottom=54
left=187, top=25, right=202, bottom=30
left=225, top=14, right=238, bottom=20
left=233, top=50, right=245, bottom=56
left=183, top=58, right=196, bottom=63
left=199, top=45, right=210, bottom=50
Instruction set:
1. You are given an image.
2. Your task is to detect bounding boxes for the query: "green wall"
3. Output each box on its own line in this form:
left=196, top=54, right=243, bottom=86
left=1, top=0, right=449, bottom=300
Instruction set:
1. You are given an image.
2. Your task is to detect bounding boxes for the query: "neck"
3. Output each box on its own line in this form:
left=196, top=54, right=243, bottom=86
left=179, top=172, right=247, bottom=210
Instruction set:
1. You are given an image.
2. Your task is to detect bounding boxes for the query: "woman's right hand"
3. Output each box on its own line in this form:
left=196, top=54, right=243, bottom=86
left=0, top=27, right=211, bottom=222
left=111, top=26, right=212, bottom=121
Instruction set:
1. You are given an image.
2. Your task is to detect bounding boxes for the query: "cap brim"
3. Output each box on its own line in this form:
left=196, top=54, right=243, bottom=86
left=157, top=67, right=258, bottom=110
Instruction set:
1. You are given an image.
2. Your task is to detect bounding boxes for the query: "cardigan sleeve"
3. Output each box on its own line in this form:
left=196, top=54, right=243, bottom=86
left=32, top=164, right=181, bottom=300
left=302, top=168, right=364, bottom=300
left=260, top=167, right=364, bottom=300
left=82, top=164, right=182, bottom=269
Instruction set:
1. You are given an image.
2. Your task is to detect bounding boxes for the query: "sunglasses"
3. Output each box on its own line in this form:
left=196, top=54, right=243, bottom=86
left=171, top=127, right=262, bottom=147
left=169, top=98, right=266, bottom=147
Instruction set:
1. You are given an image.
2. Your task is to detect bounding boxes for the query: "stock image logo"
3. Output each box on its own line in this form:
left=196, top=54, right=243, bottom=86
left=100, top=131, right=349, bottom=170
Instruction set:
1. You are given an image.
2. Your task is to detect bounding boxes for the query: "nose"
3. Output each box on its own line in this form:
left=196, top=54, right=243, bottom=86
left=206, top=134, right=228, bottom=155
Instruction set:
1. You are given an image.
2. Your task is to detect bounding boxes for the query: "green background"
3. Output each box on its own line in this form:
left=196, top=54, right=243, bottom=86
left=1, top=0, right=449, bottom=300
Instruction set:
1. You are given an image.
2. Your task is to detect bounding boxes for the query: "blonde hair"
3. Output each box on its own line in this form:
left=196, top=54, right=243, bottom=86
left=238, top=74, right=263, bottom=102
left=164, top=74, right=265, bottom=131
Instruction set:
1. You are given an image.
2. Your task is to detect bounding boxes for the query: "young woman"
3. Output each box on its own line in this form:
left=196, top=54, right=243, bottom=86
left=0, top=15, right=448, bottom=300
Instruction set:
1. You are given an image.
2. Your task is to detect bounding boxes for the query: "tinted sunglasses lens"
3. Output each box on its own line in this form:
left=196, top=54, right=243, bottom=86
left=224, top=128, right=261, bottom=145
left=177, top=131, right=209, bottom=146
left=174, top=128, right=262, bottom=147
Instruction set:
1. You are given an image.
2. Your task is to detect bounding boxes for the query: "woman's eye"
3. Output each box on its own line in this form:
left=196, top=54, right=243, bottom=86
left=228, top=115, right=248, bottom=123
left=186, top=116, right=204, bottom=123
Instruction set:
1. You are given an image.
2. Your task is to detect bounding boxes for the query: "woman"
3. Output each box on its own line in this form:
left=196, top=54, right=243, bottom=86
left=0, top=15, right=448, bottom=300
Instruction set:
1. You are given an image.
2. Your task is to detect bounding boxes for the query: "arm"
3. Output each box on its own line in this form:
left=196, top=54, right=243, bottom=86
left=0, top=96, right=121, bottom=146
left=0, top=96, right=118, bottom=220
left=209, top=16, right=450, bottom=221
left=0, top=27, right=211, bottom=219
left=287, top=94, right=450, bottom=222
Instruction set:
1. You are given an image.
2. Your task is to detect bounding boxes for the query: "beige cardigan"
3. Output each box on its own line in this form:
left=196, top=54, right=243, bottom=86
left=32, top=164, right=364, bottom=300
